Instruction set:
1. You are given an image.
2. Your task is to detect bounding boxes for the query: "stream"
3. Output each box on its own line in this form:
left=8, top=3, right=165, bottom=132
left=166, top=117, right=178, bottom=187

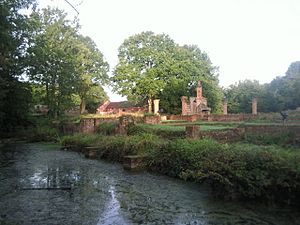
left=0, top=143, right=299, bottom=225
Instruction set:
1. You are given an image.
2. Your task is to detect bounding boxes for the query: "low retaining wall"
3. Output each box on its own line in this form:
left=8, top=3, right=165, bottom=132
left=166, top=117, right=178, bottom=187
left=186, top=126, right=245, bottom=142
left=168, top=114, right=257, bottom=122
left=167, top=114, right=203, bottom=122
left=186, top=124, right=300, bottom=143
left=61, top=118, right=118, bottom=134
left=205, top=114, right=258, bottom=122
left=244, top=125, right=300, bottom=138
left=144, top=115, right=161, bottom=124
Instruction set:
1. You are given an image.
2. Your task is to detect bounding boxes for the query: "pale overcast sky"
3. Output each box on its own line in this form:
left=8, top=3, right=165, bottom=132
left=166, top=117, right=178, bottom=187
left=39, top=0, right=300, bottom=101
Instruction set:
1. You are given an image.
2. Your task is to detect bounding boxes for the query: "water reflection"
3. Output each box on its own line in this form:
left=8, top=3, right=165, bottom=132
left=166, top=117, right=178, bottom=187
left=98, top=185, right=127, bottom=225
left=0, top=143, right=299, bottom=225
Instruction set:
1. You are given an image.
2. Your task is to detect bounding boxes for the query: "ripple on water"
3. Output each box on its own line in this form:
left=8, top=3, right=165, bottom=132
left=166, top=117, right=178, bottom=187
left=0, top=143, right=299, bottom=225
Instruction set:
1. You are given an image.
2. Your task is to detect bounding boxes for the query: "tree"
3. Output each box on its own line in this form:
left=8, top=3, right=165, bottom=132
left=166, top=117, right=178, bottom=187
left=225, top=80, right=263, bottom=113
left=27, top=8, right=109, bottom=116
left=158, top=45, right=223, bottom=113
left=112, top=31, right=223, bottom=113
left=27, top=8, right=79, bottom=116
left=84, top=84, right=108, bottom=113
left=224, top=62, right=300, bottom=114
left=112, top=31, right=175, bottom=112
left=261, top=61, right=300, bottom=112
left=72, top=35, right=109, bottom=114
left=0, top=0, right=35, bottom=132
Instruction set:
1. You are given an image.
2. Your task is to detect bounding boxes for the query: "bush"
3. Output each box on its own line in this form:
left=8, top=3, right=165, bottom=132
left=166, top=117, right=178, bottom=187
left=61, top=133, right=100, bottom=149
left=148, top=138, right=300, bottom=205
left=244, top=132, right=296, bottom=146
left=95, top=121, right=118, bottom=135
left=61, top=133, right=165, bottom=162
left=127, top=124, right=185, bottom=139
left=62, top=133, right=300, bottom=206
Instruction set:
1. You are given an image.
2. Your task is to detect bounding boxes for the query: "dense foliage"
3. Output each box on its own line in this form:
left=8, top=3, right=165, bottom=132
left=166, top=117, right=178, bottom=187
left=0, top=0, right=35, bottom=133
left=225, top=61, right=300, bottom=113
left=62, top=134, right=300, bottom=206
left=0, top=1, right=109, bottom=134
left=112, top=31, right=223, bottom=113
left=27, top=8, right=109, bottom=116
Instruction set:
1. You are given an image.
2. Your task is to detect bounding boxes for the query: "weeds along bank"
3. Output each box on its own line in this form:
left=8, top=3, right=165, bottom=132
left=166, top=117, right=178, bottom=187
left=62, top=133, right=300, bottom=207
left=13, top=116, right=299, bottom=207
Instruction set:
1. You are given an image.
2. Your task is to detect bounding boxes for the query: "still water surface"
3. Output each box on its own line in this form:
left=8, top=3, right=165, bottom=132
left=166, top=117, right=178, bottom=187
left=0, top=143, right=299, bottom=225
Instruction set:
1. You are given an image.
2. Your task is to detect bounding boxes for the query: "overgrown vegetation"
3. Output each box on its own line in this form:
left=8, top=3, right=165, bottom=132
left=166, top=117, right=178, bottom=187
left=127, top=124, right=185, bottom=139
left=244, top=132, right=297, bottom=146
left=95, top=121, right=118, bottom=135
left=61, top=133, right=300, bottom=207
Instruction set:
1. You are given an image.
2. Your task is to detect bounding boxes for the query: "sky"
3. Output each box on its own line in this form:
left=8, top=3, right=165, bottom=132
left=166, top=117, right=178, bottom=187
left=39, top=0, right=300, bottom=101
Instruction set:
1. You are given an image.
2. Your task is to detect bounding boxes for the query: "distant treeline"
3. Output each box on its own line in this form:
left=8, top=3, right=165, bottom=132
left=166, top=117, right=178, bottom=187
left=225, top=61, right=300, bottom=113
left=1, top=0, right=299, bottom=133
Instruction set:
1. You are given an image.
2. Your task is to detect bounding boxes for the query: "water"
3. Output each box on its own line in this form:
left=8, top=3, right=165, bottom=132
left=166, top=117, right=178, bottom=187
left=0, top=143, right=299, bottom=225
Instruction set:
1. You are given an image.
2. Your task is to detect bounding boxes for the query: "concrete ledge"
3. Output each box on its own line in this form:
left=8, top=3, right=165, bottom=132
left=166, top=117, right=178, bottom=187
left=123, top=155, right=147, bottom=171
left=84, top=146, right=100, bottom=159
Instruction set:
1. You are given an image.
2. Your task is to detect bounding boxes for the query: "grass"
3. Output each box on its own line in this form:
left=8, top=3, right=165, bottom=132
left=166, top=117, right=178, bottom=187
left=61, top=133, right=300, bottom=206
left=136, top=123, right=236, bottom=132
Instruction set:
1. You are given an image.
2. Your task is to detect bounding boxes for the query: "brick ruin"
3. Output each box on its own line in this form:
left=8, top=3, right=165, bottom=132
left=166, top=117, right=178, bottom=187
left=181, top=81, right=211, bottom=115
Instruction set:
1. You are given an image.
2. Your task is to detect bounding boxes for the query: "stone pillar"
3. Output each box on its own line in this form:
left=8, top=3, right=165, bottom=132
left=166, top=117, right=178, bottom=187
left=186, top=125, right=200, bottom=139
left=153, top=99, right=160, bottom=115
left=181, top=96, right=188, bottom=115
left=148, top=99, right=152, bottom=113
left=252, top=98, right=257, bottom=115
left=223, top=100, right=228, bottom=115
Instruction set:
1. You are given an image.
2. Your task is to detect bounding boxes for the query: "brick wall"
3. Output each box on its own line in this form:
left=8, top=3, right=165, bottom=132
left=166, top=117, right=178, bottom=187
left=186, top=125, right=245, bottom=142
left=61, top=118, right=118, bottom=134
left=144, top=115, right=161, bottom=124
left=244, top=125, right=300, bottom=138
left=186, top=124, right=300, bottom=143
left=168, top=114, right=256, bottom=122
left=205, top=114, right=258, bottom=121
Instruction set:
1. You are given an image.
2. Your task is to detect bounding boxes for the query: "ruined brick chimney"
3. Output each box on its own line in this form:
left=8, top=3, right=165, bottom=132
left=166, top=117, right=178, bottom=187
left=196, top=81, right=203, bottom=99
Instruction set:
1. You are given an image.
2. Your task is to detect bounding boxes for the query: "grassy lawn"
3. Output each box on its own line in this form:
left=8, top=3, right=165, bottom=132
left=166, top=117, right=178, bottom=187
left=138, top=123, right=236, bottom=132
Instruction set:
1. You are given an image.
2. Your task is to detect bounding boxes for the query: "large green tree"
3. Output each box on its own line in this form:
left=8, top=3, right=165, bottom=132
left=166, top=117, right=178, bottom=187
left=267, top=61, right=300, bottom=111
left=27, top=8, right=79, bottom=116
left=72, top=35, right=109, bottom=114
left=27, top=8, right=109, bottom=116
left=112, top=31, right=222, bottom=113
left=112, top=31, right=175, bottom=112
left=0, top=0, right=35, bottom=132
left=158, top=45, right=222, bottom=114
left=224, top=62, right=300, bottom=114
left=224, top=80, right=263, bottom=113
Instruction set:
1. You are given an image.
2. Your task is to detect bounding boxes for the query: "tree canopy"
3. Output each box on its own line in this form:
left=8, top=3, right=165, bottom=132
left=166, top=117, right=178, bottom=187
left=112, top=31, right=223, bottom=113
left=225, top=61, right=300, bottom=113
left=27, top=7, right=109, bottom=116
left=0, top=0, right=36, bottom=132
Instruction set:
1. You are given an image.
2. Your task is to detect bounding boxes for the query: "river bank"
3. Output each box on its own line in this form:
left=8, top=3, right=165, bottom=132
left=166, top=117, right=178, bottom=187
left=1, top=142, right=300, bottom=225
left=62, top=133, right=300, bottom=208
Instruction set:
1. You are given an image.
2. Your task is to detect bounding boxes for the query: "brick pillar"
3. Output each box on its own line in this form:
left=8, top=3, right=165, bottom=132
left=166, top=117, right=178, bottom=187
left=252, top=98, right=257, bottom=115
left=196, top=81, right=203, bottom=99
left=181, top=96, right=188, bottom=115
left=186, top=125, right=200, bottom=138
left=153, top=99, right=160, bottom=115
left=223, top=100, right=228, bottom=115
